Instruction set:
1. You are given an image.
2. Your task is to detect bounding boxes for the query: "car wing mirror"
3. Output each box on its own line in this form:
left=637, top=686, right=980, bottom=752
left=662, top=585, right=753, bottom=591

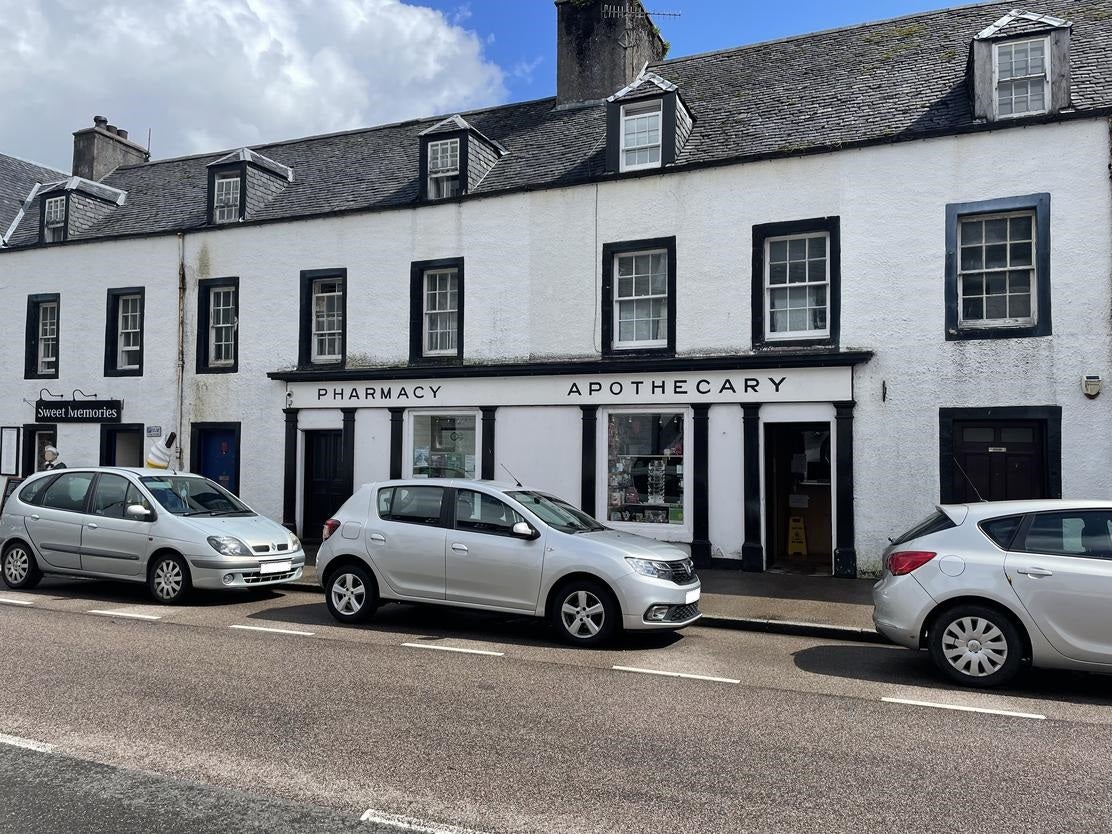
left=512, top=521, right=540, bottom=540
left=125, top=504, right=154, bottom=522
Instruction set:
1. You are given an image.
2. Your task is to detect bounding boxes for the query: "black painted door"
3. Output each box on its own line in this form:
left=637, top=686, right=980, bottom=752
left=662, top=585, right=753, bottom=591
left=303, top=430, right=345, bottom=541
left=952, top=421, right=1046, bottom=502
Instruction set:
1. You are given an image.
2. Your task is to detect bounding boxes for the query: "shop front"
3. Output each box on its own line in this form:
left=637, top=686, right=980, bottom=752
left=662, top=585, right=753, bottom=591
left=276, top=357, right=868, bottom=574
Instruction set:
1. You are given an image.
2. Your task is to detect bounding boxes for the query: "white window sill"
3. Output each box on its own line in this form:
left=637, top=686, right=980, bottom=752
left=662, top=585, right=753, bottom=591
left=620, top=160, right=662, bottom=173
left=612, top=341, right=668, bottom=351
left=765, top=331, right=830, bottom=342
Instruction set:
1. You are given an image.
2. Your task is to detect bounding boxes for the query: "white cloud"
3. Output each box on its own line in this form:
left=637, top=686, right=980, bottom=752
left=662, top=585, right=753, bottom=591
left=0, top=0, right=507, bottom=170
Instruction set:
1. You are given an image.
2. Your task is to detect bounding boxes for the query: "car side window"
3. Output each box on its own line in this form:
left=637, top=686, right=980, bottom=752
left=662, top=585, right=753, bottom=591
left=17, top=476, right=56, bottom=506
left=980, top=515, right=1023, bottom=549
left=1020, top=511, right=1112, bottom=558
left=91, top=474, right=131, bottom=518
left=377, top=487, right=393, bottom=517
left=125, top=484, right=153, bottom=515
left=38, top=472, right=96, bottom=513
left=455, top=490, right=524, bottom=536
left=382, top=486, right=444, bottom=526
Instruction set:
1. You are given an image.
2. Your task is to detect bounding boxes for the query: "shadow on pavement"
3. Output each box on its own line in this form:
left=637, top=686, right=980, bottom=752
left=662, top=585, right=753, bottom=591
left=793, top=643, right=1112, bottom=704
left=252, top=597, right=684, bottom=652
left=22, top=576, right=283, bottom=608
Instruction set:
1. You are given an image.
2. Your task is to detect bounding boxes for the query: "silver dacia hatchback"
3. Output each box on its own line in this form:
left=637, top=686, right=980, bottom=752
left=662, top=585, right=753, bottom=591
left=316, top=479, right=701, bottom=646
left=0, top=467, right=304, bottom=603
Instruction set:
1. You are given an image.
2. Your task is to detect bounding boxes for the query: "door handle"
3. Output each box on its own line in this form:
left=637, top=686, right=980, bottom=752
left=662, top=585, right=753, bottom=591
left=30, top=514, right=40, bottom=521
left=1016, top=566, right=1054, bottom=577
left=451, top=543, right=469, bottom=553
left=369, top=533, right=386, bottom=544
left=87, top=523, right=98, bottom=530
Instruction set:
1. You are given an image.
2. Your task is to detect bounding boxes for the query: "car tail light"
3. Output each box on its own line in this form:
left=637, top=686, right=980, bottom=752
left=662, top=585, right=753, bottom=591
left=887, top=550, right=937, bottom=576
left=322, top=519, right=341, bottom=541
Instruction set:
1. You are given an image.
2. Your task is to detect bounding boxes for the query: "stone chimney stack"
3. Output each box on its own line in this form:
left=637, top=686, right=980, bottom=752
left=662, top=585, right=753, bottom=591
left=72, top=115, right=150, bottom=181
left=555, top=0, right=667, bottom=104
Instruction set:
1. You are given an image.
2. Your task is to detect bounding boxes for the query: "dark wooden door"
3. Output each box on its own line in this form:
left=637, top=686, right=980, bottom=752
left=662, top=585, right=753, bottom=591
left=952, top=421, right=1045, bottom=502
left=303, top=430, right=345, bottom=541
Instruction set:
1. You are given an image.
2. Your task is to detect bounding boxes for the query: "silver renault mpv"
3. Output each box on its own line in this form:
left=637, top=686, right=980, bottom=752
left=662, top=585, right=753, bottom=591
left=316, top=480, right=701, bottom=645
left=0, top=467, right=304, bottom=603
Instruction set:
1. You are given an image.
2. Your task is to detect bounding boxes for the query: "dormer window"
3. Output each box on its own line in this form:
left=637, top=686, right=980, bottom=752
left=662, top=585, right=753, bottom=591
left=995, top=38, right=1048, bottom=117
left=620, top=101, right=662, bottom=172
left=427, top=138, right=461, bottom=199
left=213, top=173, right=241, bottom=223
left=43, top=196, right=65, bottom=242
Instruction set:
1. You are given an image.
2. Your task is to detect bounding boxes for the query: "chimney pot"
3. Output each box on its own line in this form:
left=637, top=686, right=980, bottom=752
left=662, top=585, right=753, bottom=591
left=93, top=115, right=108, bottom=128
left=117, top=128, right=128, bottom=140
left=106, top=124, right=118, bottom=135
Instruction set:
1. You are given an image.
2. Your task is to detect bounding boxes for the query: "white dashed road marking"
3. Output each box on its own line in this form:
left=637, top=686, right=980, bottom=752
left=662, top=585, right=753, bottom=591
left=0, top=597, right=34, bottom=606
left=881, top=697, right=1045, bottom=720
left=360, top=807, right=492, bottom=833
left=612, top=665, right=741, bottom=684
left=229, top=624, right=315, bottom=637
left=402, top=642, right=504, bottom=657
left=0, top=733, right=54, bottom=753
left=87, top=610, right=162, bottom=621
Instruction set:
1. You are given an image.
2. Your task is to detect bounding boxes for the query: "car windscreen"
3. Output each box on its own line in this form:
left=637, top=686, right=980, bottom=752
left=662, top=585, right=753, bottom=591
left=890, top=509, right=956, bottom=546
left=139, top=475, right=253, bottom=516
left=506, top=491, right=606, bottom=533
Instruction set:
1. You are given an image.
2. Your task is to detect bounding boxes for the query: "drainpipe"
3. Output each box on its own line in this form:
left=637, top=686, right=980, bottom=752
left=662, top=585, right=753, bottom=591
left=176, top=233, right=186, bottom=469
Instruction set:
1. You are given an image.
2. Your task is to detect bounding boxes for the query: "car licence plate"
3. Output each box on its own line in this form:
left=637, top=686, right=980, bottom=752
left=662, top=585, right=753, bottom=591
left=685, top=589, right=700, bottom=604
left=259, top=560, right=292, bottom=575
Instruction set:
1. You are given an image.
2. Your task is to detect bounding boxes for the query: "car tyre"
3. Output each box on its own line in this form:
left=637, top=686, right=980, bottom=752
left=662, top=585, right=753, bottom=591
left=325, top=564, right=377, bottom=624
left=551, top=579, right=619, bottom=647
left=148, top=553, right=191, bottom=604
left=928, top=603, right=1024, bottom=688
left=2, top=542, right=42, bottom=590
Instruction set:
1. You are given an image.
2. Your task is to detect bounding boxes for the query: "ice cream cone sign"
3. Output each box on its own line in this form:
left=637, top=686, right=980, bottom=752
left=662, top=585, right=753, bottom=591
left=146, top=432, right=177, bottom=469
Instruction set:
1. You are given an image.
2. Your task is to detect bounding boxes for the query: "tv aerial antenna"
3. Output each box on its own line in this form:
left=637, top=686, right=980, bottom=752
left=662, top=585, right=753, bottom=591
left=601, top=3, right=682, bottom=51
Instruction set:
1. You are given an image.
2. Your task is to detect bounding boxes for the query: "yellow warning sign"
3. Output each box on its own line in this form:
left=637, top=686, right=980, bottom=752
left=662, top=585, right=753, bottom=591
left=787, top=516, right=808, bottom=556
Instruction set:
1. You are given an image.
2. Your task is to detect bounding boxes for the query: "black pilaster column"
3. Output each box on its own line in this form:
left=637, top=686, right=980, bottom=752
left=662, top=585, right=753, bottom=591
left=833, top=400, right=857, bottom=578
left=691, top=403, right=711, bottom=566
left=282, top=407, right=299, bottom=531
left=388, top=407, right=405, bottom=480
left=340, top=408, right=356, bottom=498
left=481, top=407, right=497, bottom=480
left=580, top=405, right=598, bottom=515
left=741, top=404, right=764, bottom=572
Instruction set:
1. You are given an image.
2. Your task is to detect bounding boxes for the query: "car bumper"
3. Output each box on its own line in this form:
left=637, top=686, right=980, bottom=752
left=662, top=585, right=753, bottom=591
left=187, top=552, right=306, bottom=590
left=615, top=572, right=702, bottom=631
left=872, top=573, right=935, bottom=648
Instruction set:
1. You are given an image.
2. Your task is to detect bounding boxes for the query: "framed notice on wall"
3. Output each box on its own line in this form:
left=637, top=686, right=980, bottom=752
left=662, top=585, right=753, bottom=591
left=0, top=427, right=18, bottom=477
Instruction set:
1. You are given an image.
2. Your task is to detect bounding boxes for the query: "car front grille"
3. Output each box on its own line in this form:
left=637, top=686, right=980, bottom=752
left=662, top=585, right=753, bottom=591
left=252, top=543, right=291, bottom=554
left=665, top=602, right=700, bottom=622
left=242, top=569, right=299, bottom=584
left=667, top=559, right=697, bottom=585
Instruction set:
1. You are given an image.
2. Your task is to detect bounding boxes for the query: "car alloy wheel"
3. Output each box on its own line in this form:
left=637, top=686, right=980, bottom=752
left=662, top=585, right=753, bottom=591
left=928, top=603, right=1023, bottom=688
left=551, top=579, right=618, bottom=646
left=149, top=554, right=190, bottom=604
left=325, top=564, right=377, bottom=624
left=561, top=590, right=606, bottom=638
left=1, top=544, right=41, bottom=590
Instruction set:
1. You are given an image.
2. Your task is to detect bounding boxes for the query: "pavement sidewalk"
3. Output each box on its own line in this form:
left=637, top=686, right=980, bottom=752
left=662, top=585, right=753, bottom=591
left=288, top=559, right=884, bottom=644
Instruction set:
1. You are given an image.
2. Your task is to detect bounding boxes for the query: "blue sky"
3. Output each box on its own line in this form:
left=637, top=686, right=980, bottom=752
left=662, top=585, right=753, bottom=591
left=424, top=0, right=961, bottom=102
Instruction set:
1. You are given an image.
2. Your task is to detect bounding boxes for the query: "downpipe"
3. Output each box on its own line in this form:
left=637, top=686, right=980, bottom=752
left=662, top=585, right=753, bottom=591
left=175, top=233, right=186, bottom=469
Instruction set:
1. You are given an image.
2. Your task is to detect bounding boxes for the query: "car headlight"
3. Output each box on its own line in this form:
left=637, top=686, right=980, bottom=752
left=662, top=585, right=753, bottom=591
left=207, top=535, right=252, bottom=557
left=288, top=531, right=301, bottom=551
left=625, top=557, right=673, bottom=579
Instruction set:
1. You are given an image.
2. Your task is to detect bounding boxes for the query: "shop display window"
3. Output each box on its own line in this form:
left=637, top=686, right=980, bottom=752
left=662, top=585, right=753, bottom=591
left=411, top=414, right=476, bottom=479
left=606, top=412, right=685, bottom=525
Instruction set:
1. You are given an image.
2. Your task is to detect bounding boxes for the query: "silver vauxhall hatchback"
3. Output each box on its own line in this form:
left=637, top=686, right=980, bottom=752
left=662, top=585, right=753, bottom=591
left=0, top=467, right=305, bottom=603
left=316, top=480, right=702, bottom=645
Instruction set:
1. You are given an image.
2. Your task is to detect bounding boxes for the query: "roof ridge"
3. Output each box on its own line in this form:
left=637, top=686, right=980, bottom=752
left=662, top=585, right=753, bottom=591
left=652, top=0, right=1016, bottom=67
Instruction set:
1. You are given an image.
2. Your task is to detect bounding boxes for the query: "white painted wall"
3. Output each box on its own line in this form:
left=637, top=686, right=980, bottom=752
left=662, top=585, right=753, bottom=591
left=493, top=406, right=581, bottom=502
left=708, top=404, right=745, bottom=560
left=1, top=118, right=1109, bottom=573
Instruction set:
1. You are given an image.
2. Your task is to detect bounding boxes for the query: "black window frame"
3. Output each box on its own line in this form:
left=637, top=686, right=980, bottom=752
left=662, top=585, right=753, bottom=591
left=606, top=91, right=679, bottom=174
left=751, top=217, right=841, bottom=349
left=945, top=193, right=1051, bottom=341
left=419, top=130, right=468, bottom=202
left=196, top=277, right=240, bottom=374
left=25, top=293, right=60, bottom=379
left=298, top=268, right=347, bottom=370
left=39, top=193, right=69, bottom=243
left=601, top=235, right=677, bottom=358
left=207, top=163, right=247, bottom=225
left=409, top=257, right=465, bottom=363
left=104, top=287, right=145, bottom=377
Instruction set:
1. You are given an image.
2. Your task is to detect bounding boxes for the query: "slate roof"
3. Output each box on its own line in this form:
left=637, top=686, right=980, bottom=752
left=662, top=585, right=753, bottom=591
left=4, top=0, right=1112, bottom=249
left=0, top=153, right=66, bottom=241
left=208, top=148, right=294, bottom=181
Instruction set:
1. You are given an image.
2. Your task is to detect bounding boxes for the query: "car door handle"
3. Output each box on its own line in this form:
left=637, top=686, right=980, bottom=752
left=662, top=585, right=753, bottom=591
left=451, top=543, right=468, bottom=553
left=86, top=523, right=98, bottom=530
left=30, top=514, right=40, bottom=521
left=369, top=533, right=386, bottom=544
left=1016, top=566, right=1054, bottom=577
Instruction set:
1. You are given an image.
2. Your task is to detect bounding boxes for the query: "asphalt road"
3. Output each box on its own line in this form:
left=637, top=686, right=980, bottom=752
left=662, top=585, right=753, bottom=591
left=0, top=577, right=1110, bottom=834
